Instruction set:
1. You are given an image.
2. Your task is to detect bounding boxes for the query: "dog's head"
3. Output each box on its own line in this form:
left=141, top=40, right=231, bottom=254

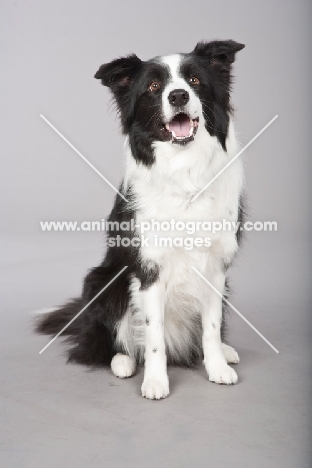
left=95, top=41, right=244, bottom=163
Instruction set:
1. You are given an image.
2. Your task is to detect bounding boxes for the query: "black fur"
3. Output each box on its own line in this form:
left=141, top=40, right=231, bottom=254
left=94, top=40, right=244, bottom=163
left=35, top=298, right=83, bottom=336
left=36, top=40, right=245, bottom=368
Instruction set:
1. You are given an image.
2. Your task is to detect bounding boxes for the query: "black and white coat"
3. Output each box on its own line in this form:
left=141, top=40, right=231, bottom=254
left=37, top=40, right=245, bottom=399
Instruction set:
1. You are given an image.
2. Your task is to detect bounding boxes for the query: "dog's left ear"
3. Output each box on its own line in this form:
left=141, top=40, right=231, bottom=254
left=193, top=40, right=245, bottom=65
left=94, top=54, right=143, bottom=90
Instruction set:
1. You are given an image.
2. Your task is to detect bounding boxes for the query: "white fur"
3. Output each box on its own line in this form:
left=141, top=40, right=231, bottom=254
left=222, top=343, right=240, bottom=364
left=140, top=282, right=170, bottom=399
left=161, top=54, right=203, bottom=124
left=111, top=353, right=136, bottom=378
left=201, top=270, right=238, bottom=385
left=117, top=54, right=243, bottom=398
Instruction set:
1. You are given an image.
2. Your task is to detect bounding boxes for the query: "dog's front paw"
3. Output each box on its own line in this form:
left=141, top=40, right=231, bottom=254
left=206, top=361, right=238, bottom=385
left=141, top=376, right=169, bottom=400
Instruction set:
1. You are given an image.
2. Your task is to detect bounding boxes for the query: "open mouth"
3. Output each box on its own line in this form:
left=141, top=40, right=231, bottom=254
left=164, top=113, right=199, bottom=145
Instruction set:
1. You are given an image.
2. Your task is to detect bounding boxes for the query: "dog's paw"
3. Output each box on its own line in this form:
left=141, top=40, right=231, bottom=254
left=111, top=353, right=136, bottom=378
left=207, top=362, right=238, bottom=385
left=222, top=343, right=240, bottom=364
left=141, top=376, right=169, bottom=400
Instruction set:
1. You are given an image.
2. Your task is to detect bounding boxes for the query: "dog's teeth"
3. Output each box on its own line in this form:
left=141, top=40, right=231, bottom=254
left=171, top=130, right=176, bottom=139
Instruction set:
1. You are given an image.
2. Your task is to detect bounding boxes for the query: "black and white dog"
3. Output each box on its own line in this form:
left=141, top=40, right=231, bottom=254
left=37, top=40, right=245, bottom=399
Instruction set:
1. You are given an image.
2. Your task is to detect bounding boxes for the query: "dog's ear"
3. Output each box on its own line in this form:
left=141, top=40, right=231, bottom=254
left=94, top=54, right=143, bottom=90
left=193, top=40, right=245, bottom=65
left=95, top=54, right=143, bottom=132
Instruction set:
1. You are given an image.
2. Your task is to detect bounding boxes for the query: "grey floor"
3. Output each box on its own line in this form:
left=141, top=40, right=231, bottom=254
left=1, top=232, right=311, bottom=468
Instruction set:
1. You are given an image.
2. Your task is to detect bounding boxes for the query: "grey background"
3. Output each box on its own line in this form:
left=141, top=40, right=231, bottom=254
left=1, top=1, right=311, bottom=467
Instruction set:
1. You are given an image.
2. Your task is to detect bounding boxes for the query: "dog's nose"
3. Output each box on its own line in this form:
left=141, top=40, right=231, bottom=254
left=168, top=89, right=189, bottom=107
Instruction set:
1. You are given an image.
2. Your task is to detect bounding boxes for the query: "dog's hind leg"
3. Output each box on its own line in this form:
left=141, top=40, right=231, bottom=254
left=111, top=353, right=136, bottom=378
left=221, top=343, right=240, bottom=364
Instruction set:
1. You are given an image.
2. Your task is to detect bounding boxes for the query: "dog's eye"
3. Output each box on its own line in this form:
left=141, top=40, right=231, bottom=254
left=189, top=76, right=200, bottom=85
left=149, top=81, right=160, bottom=92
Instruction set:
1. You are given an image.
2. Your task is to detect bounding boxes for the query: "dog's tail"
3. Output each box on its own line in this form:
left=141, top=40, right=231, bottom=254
left=35, top=298, right=83, bottom=336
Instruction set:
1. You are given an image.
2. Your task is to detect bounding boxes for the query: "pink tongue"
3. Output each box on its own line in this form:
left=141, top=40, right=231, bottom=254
left=169, top=118, right=191, bottom=137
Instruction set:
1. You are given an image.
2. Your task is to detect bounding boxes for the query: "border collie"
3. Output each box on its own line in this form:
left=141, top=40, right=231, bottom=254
left=36, top=40, right=245, bottom=399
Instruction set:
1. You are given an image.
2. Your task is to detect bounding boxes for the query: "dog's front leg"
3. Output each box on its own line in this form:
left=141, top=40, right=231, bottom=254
left=202, top=271, right=238, bottom=385
left=140, top=281, right=169, bottom=400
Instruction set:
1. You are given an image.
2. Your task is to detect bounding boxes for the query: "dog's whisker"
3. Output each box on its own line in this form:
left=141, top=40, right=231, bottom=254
left=201, top=102, right=215, bottom=114
left=144, top=111, right=159, bottom=128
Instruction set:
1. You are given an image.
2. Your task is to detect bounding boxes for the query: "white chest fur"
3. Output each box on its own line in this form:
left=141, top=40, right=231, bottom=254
left=117, top=120, right=243, bottom=363
left=124, top=119, right=243, bottom=276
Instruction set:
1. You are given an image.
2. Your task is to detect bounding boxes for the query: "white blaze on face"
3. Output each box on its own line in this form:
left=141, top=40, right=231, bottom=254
left=161, top=54, right=202, bottom=124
